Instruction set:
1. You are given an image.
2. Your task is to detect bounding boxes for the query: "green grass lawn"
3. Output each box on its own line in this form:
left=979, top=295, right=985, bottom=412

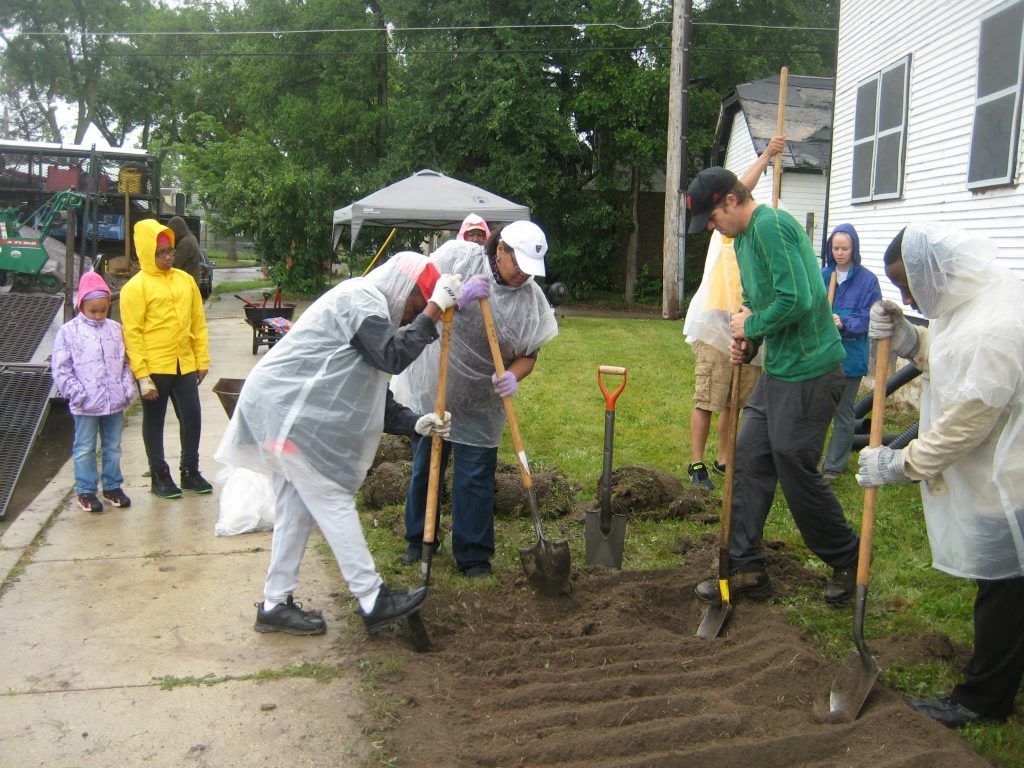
left=362, top=315, right=1022, bottom=766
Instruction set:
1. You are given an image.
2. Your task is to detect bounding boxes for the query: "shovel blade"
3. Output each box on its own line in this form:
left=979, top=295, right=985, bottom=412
left=519, top=537, right=572, bottom=596
left=696, top=600, right=733, bottom=640
left=406, top=611, right=432, bottom=653
left=828, top=648, right=880, bottom=722
left=584, top=510, right=628, bottom=568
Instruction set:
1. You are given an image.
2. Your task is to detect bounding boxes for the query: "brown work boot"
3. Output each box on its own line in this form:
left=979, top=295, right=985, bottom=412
left=695, top=563, right=771, bottom=603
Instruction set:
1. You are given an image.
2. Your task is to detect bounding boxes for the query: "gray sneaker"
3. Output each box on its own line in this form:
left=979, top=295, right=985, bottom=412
left=688, top=462, right=714, bottom=491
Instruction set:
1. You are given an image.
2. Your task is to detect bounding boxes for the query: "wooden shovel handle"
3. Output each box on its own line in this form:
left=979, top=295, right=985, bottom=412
left=772, top=66, right=788, bottom=209
left=423, top=307, right=454, bottom=544
left=856, top=336, right=891, bottom=588
left=827, top=270, right=838, bottom=307
left=480, top=298, right=533, bottom=490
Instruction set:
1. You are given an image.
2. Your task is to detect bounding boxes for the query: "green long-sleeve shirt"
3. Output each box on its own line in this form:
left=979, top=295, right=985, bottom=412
left=735, top=205, right=845, bottom=382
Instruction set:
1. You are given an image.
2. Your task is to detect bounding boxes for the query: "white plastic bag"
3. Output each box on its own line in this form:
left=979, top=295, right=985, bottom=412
left=214, top=466, right=276, bottom=536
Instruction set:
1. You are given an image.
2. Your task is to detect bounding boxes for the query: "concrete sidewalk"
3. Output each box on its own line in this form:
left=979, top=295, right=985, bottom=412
left=0, top=292, right=372, bottom=767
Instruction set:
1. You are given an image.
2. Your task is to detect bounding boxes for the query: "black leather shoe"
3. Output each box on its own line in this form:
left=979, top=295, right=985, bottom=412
left=398, top=540, right=439, bottom=566
left=254, top=596, right=326, bottom=635
left=824, top=566, right=857, bottom=605
left=695, top=564, right=771, bottom=603
left=463, top=564, right=492, bottom=579
left=359, top=584, right=427, bottom=635
left=181, top=468, right=213, bottom=494
left=151, top=467, right=182, bottom=499
left=910, top=696, right=982, bottom=728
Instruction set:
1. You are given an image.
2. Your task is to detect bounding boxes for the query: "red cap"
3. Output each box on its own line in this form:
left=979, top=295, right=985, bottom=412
left=415, top=263, right=441, bottom=301
left=157, top=232, right=172, bottom=248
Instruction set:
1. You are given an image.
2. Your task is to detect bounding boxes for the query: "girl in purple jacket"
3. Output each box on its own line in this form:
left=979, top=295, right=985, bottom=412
left=51, top=271, right=137, bottom=512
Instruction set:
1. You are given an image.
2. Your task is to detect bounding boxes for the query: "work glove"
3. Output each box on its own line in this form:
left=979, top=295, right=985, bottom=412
left=492, top=371, right=518, bottom=399
left=429, top=273, right=463, bottom=312
left=869, top=299, right=919, bottom=358
left=138, top=376, right=157, bottom=398
left=414, top=411, right=452, bottom=438
left=457, top=274, right=490, bottom=310
left=856, top=445, right=911, bottom=487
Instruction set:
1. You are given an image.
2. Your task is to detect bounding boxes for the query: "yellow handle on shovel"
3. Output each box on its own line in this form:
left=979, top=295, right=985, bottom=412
left=422, top=307, right=453, bottom=572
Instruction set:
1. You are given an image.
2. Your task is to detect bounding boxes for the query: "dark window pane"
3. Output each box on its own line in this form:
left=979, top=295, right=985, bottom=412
left=978, top=3, right=1024, bottom=97
left=855, top=80, right=878, bottom=140
left=852, top=142, right=874, bottom=199
left=879, top=64, right=907, bottom=131
left=874, top=133, right=903, bottom=196
left=968, top=95, right=1016, bottom=183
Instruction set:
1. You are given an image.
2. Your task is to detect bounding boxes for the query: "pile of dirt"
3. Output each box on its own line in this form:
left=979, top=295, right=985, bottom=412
left=362, top=541, right=989, bottom=768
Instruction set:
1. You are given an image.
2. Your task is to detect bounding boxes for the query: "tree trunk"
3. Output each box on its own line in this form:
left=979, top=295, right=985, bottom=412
left=624, top=165, right=640, bottom=303
left=227, top=233, right=238, bottom=261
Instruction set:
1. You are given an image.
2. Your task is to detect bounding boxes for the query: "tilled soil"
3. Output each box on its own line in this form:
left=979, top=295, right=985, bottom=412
left=365, top=543, right=992, bottom=768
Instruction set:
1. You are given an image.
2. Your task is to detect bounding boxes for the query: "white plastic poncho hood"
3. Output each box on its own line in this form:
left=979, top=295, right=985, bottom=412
left=902, top=223, right=1024, bottom=579
left=392, top=240, right=558, bottom=447
left=214, top=252, right=431, bottom=491
left=683, top=231, right=764, bottom=363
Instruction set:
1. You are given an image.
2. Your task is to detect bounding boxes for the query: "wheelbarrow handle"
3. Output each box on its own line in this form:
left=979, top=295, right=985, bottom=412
left=234, top=294, right=260, bottom=308
left=597, top=365, right=628, bottom=410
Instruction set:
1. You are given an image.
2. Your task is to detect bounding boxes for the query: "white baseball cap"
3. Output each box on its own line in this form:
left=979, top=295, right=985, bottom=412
left=499, top=220, right=548, bottom=277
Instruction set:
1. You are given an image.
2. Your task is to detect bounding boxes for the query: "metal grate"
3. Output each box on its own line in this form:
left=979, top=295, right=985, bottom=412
left=0, top=365, right=54, bottom=519
left=0, top=294, right=63, bottom=363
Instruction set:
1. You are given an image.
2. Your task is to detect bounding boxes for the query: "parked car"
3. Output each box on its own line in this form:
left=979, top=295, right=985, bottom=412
left=198, top=249, right=213, bottom=301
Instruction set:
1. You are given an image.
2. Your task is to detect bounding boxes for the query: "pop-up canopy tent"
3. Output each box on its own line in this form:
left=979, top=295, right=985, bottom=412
left=332, top=169, right=530, bottom=250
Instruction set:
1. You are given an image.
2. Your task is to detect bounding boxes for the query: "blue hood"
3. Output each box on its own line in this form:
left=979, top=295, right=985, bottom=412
left=824, top=223, right=861, bottom=271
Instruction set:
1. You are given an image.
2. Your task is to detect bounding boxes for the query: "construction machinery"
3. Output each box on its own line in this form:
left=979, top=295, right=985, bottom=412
left=0, top=190, right=85, bottom=292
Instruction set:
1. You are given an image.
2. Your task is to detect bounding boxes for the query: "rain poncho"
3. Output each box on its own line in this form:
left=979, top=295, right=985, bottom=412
left=215, top=252, right=438, bottom=491
left=683, top=231, right=764, bottom=364
left=900, top=223, right=1024, bottom=579
left=392, top=240, right=558, bottom=447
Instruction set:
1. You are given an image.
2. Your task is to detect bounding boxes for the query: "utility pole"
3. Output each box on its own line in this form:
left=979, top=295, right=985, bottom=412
left=661, top=0, right=691, bottom=320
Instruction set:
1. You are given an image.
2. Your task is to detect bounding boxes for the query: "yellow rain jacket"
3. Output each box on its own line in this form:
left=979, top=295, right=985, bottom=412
left=120, top=219, right=210, bottom=379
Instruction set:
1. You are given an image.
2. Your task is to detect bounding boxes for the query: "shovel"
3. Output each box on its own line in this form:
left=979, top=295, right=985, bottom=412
left=479, top=298, right=571, bottom=596
left=585, top=365, right=628, bottom=567
left=696, top=362, right=743, bottom=639
left=827, top=336, right=890, bottom=720
left=407, top=307, right=455, bottom=653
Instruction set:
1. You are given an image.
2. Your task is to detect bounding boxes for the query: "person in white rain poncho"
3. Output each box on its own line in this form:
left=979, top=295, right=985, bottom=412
left=859, top=223, right=1024, bottom=727
left=216, top=253, right=484, bottom=637
left=392, top=221, right=558, bottom=578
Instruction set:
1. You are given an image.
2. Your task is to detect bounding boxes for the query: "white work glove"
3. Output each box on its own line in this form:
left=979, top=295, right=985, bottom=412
left=856, top=445, right=911, bottom=487
left=869, top=299, right=919, bottom=358
left=138, top=376, right=157, bottom=397
left=414, top=411, right=452, bottom=438
left=429, top=274, right=463, bottom=312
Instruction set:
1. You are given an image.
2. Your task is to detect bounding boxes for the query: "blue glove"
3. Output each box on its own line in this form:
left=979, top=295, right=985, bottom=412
left=492, top=371, right=518, bottom=399
left=856, top=445, right=911, bottom=487
left=458, top=274, right=490, bottom=310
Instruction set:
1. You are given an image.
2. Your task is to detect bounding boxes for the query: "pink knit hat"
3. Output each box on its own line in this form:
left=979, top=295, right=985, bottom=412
left=77, top=270, right=111, bottom=310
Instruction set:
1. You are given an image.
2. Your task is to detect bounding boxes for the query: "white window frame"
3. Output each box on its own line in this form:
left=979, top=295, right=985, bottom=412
left=967, top=0, right=1024, bottom=190
left=851, top=55, right=911, bottom=204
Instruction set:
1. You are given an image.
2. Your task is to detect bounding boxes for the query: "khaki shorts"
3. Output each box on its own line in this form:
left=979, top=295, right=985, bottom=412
left=692, top=340, right=762, bottom=412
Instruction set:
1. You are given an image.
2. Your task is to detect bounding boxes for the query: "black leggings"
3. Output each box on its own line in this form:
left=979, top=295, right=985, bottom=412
left=141, top=371, right=202, bottom=473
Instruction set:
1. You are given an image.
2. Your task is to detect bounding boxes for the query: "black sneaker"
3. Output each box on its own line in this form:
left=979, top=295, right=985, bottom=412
left=77, top=493, right=104, bottom=513
left=463, top=564, right=492, bottom=579
left=695, top=564, right=771, bottom=603
left=358, top=584, right=427, bottom=635
left=910, top=697, right=983, bottom=728
left=712, top=461, right=727, bottom=476
left=151, top=468, right=182, bottom=499
left=101, top=488, right=132, bottom=508
left=687, top=462, right=714, bottom=491
left=181, top=468, right=213, bottom=494
left=254, top=596, right=326, bottom=635
left=824, top=566, right=857, bottom=605
left=398, top=540, right=439, bottom=566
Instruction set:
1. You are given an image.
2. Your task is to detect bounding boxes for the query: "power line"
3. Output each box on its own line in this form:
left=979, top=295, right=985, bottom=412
left=6, top=20, right=835, bottom=38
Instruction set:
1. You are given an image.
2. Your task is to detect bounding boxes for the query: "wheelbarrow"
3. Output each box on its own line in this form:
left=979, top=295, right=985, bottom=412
left=243, top=304, right=295, bottom=355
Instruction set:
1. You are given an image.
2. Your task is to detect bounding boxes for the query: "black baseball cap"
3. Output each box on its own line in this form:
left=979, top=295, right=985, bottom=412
left=686, top=167, right=738, bottom=234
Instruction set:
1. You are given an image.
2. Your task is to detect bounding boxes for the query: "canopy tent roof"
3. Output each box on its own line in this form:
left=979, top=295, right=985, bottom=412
left=332, top=169, right=530, bottom=249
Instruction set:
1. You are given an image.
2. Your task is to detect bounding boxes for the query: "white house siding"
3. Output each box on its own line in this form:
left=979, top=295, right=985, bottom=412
left=722, top=110, right=827, bottom=250
left=830, top=0, right=1024, bottom=307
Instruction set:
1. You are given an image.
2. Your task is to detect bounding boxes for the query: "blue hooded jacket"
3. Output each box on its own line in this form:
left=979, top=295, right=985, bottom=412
left=821, top=223, right=882, bottom=377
